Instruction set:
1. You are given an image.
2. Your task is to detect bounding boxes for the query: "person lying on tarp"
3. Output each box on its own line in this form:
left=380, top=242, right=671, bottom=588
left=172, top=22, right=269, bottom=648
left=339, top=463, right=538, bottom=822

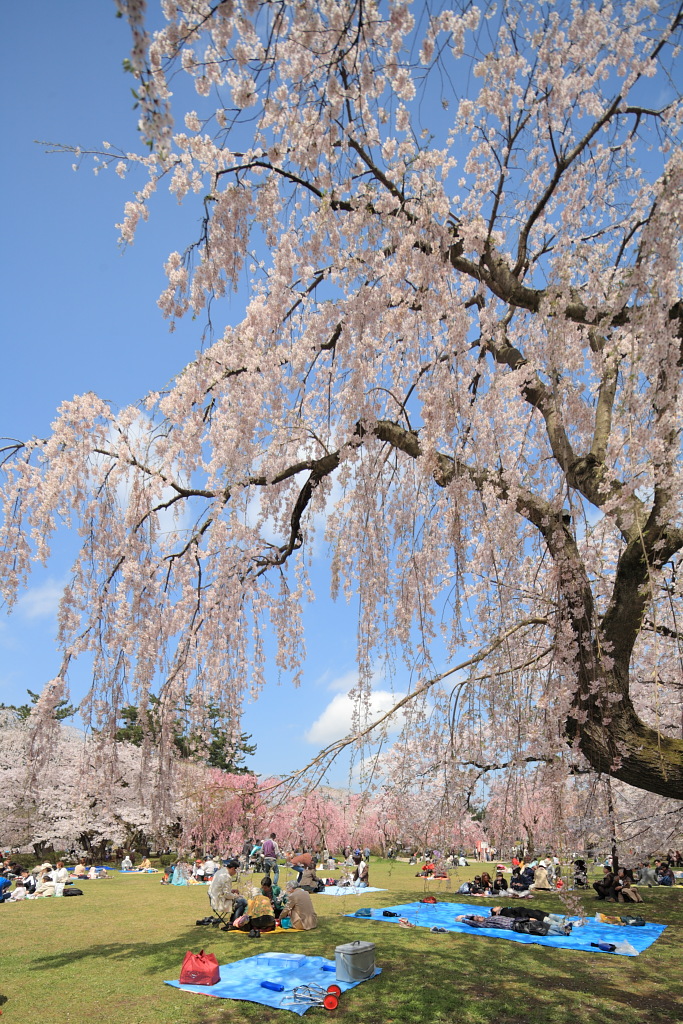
left=491, top=905, right=572, bottom=933
left=456, top=909, right=571, bottom=936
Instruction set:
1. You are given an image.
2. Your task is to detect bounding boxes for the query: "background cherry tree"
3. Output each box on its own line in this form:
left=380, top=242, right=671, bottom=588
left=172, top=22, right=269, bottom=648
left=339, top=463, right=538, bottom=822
left=0, top=707, right=175, bottom=856
left=1, top=0, right=682, bottom=809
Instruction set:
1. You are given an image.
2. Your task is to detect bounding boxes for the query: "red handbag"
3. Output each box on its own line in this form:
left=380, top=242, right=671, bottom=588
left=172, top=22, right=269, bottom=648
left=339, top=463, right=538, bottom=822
left=179, top=949, right=220, bottom=986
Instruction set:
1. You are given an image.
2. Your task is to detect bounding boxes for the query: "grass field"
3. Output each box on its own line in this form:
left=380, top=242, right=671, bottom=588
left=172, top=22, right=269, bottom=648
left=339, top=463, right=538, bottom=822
left=2, top=860, right=681, bottom=1024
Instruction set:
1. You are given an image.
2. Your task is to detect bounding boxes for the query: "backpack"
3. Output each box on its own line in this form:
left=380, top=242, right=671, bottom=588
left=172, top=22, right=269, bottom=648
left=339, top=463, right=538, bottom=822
left=64, top=887, right=84, bottom=896
left=354, top=907, right=373, bottom=917
left=620, top=914, right=646, bottom=926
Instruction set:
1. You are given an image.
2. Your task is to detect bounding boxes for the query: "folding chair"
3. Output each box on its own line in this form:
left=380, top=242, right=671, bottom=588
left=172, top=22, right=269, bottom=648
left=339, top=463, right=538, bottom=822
left=198, top=867, right=236, bottom=928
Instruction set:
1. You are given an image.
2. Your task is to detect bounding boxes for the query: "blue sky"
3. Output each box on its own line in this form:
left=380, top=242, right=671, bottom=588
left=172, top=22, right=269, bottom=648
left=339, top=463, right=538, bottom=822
left=0, top=1, right=411, bottom=784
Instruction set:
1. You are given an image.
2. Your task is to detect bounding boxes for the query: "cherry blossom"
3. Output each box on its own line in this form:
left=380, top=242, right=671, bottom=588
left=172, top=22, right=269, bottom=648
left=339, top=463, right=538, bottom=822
left=1, top=0, right=682, bottom=803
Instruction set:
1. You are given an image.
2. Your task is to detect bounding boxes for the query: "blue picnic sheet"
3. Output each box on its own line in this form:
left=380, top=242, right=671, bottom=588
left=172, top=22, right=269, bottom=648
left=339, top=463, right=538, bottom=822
left=344, top=901, right=666, bottom=956
left=165, top=952, right=381, bottom=1014
left=319, top=885, right=387, bottom=896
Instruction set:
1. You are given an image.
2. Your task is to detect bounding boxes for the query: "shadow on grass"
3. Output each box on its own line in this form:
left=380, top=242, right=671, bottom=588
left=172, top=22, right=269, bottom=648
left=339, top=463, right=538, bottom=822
left=29, top=926, right=266, bottom=975
left=27, top=885, right=682, bottom=1024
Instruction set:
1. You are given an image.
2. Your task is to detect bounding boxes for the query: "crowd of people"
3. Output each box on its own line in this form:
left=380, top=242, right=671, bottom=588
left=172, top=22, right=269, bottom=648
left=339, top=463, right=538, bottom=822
left=0, top=857, right=90, bottom=901
left=592, top=858, right=678, bottom=901
left=198, top=856, right=319, bottom=936
left=3, top=840, right=679, bottom=920
left=187, top=834, right=376, bottom=935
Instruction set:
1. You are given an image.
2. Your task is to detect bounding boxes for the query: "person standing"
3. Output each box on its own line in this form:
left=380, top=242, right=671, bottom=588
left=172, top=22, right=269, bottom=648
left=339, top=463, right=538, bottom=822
left=262, top=833, right=280, bottom=884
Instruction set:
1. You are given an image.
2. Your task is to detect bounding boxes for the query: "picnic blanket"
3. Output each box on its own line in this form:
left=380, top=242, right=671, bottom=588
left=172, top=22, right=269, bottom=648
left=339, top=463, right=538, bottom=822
left=165, top=952, right=381, bottom=1014
left=319, top=886, right=387, bottom=896
left=345, top=901, right=666, bottom=957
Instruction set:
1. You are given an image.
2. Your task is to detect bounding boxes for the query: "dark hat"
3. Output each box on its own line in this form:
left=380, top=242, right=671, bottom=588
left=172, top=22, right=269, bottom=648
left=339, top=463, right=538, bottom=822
left=227, top=858, right=240, bottom=868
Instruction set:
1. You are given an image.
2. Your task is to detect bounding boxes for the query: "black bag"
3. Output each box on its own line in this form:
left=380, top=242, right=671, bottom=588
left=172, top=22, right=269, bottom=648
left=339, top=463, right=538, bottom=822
left=64, top=887, right=84, bottom=896
left=512, top=918, right=549, bottom=935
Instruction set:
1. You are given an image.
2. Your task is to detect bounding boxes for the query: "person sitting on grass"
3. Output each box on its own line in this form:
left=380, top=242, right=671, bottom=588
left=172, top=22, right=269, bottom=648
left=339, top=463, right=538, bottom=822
left=657, top=863, right=675, bottom=887
left=520, top=865, right=535, bottom=888
left=530, top=863, right=553, bottom=891
left=480, top=871, right=493, bottom=893
left=612, top=868, right=644, bottom=903
left=18, top=869, right=36, bottom=895
left=232, top=886, right=277, bottom=935
left=0, top=871, right=12, bottom=903
left=637, top=861, right=658, bottom=886
left=73, top=859, right=87, bottom=879
left=352, top=855, right=369, bottom=888
left=492, top=871, right=508, bottom=894
left=416, top=860, right=435, bottom=877
left=593, top=866, right=616, bottom=900
left=509, top=867, right=528, bottom=893
left=6, top=877, right=29, bottom=902
left=261, top=875, right=285, bottom=919
left=121, top=854, right=133, bottom=871
left=33, top=867, right=55, bottom=897
left=299, top=862, right=324, bottom=892
left=138, top=857, right=153, bottom=872
left=53, top=861, right=70, bottom=886
left=283, top=880, right=318, bottom=930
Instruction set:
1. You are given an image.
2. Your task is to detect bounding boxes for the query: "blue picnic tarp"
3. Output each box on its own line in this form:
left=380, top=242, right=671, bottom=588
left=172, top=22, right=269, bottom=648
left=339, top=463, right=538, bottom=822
left=165, top=952, right=381, bottom=1014
left=319, top=885, right=387, bottom=896
left=344, top=900, right=666, bottom=956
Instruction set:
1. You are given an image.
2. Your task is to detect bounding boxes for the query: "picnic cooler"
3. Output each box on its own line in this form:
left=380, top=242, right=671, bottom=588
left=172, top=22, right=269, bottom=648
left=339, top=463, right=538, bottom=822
left=335, top=940, right=376, bottom=982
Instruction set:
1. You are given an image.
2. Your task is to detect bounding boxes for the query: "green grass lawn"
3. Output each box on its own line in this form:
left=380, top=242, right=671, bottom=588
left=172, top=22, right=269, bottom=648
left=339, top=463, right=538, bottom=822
left=2, top=860, right=681, bottom=1024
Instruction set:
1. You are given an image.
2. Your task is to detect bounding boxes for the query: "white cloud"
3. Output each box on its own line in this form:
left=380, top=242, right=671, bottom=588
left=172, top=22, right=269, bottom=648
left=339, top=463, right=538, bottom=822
left=324, top=668, right=365, bottom=693
left=16, top=578, right=65, bottom=620
left=304, top=688, right=406, bottom=745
